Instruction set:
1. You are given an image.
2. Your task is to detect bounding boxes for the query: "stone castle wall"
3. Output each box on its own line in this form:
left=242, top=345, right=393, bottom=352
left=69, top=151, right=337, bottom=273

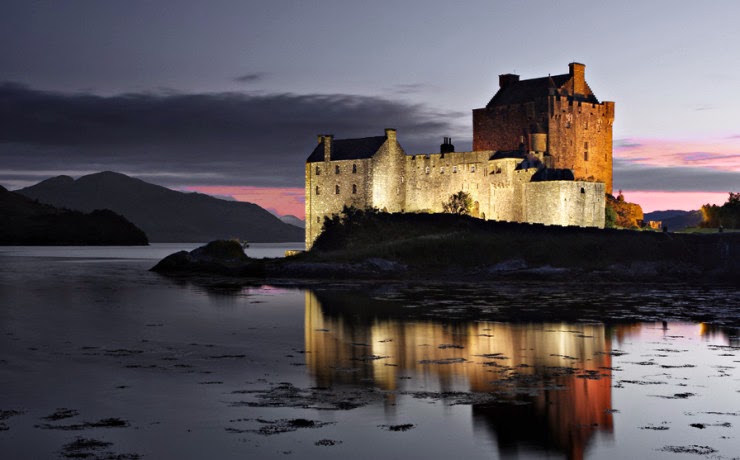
left=524, top=181, right=606, bottom=227
left=403, top=151, right=490, bottom=216
left=304, top=157, right=372, bottom=248
left=547, top=98, right=614, bottom=194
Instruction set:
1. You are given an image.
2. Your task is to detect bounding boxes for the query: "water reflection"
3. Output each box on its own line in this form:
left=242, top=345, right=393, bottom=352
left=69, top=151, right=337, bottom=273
left=305, top=290, right=615, bottom=460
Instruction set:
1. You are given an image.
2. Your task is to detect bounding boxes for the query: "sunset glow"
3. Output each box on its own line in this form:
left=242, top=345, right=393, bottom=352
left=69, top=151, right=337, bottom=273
left=186, top=186, right=305, bottom=218
left=618, top=191, right=730, bottom=213
left=615, top=137, right=740, bottom=171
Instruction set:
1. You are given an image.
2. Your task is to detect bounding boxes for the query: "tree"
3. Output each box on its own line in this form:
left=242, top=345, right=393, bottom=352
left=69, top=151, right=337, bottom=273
left=443, top=191, right=473, bottom=215
left=701, top=192, right=740, bottom=229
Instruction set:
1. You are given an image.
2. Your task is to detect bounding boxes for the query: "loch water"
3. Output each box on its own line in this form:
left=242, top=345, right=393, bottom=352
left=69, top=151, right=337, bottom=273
left=0, top=245, right=739, bottom=459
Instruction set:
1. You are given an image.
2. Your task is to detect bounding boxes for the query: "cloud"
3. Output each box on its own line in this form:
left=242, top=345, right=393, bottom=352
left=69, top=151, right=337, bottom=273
left=614, top=137, right=740, bottom=171
left=0, top=82, right=465, bottom=189
left=234, top=72, right=267, bottom=83
left=614, top=159, right=740, bottom=192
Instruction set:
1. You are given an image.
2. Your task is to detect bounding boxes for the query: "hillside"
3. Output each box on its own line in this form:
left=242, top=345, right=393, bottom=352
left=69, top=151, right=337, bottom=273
left=17, top=172, right=304, bottom=242
left=644, top=209, right=702, bottom=231
left=0, top=185, right=148, bottom=245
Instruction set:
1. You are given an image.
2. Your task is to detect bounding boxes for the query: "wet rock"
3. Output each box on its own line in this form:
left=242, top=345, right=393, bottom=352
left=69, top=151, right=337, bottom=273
left=315, top=439, right=342, bottom=446
left=379, top=424, right=415, bottom=432
left=42, top=408, right=79, bottom=421
left=150, top=240, right=252, bottom=275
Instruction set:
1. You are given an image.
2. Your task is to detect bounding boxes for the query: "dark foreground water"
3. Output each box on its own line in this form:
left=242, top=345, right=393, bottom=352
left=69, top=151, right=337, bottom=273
left=0, top=245, right=739, bottom=459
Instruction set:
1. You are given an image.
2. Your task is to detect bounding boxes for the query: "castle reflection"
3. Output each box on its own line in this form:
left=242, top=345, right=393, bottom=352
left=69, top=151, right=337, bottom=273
left=304, top=289, right=616, bottom=460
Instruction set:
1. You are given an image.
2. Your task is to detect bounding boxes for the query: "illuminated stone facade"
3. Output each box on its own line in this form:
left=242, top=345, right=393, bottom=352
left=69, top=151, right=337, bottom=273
left=473, top=62, right=615, bottom=194
left=305, top=63, right=612, bottom=249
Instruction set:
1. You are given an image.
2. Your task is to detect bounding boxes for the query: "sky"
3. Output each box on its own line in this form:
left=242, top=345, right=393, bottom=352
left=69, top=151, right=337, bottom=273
left=1, top=0, right=738, bottom=217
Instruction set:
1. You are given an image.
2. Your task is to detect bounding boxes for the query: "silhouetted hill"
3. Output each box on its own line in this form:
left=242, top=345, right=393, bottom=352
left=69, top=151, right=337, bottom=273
left=644, top=210, right=702, bottom=231
left=0, top=185, right=148, bottom=245
left=17, top=171, right=304, bottom=242
left=280, top=215, right=305, bottom=229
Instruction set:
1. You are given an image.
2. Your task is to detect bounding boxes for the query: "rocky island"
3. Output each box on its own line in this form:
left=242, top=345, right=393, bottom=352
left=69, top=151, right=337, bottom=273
left=151, top=210, right=739, bottom=284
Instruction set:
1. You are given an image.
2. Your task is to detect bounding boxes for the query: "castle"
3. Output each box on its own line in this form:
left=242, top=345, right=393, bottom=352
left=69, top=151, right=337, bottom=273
left=304, top=63, right=614, bottom=249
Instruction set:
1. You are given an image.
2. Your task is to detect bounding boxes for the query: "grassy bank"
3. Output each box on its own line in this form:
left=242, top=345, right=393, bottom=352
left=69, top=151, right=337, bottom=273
left=295, top=210, right=739, bottom=281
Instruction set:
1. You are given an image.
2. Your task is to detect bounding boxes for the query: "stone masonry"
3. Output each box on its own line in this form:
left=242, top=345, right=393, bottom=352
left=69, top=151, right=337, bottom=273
left=305, top=63, right=612, bottom=249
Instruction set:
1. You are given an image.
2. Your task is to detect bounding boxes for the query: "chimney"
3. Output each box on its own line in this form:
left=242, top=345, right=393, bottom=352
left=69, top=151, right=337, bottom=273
left=322, top=134, right=333, bottom=162
left=499, top=73, right=520, bottom=88
left=385, top=128, right=397, bottom=141
left=440, top=137, right=454, bottom=154
left=569, top=62, right=586, bottom=95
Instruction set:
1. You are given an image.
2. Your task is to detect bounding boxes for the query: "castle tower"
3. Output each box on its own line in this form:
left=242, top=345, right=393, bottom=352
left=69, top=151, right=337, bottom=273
left=472, top=63, right=614, bottom=194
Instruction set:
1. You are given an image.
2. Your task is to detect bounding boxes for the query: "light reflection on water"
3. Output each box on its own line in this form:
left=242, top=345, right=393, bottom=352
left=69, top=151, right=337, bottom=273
left=0, top=248, right=738, bottom=459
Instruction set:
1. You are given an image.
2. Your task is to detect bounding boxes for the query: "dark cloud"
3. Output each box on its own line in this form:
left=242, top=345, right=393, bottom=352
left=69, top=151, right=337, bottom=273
left=0, top=82, right=467, bottom=189
left=234, top=72, right=267, bottom=83
left=613, top=138, right=643, bottom=149
left=613, top=159, right=740, bottom=192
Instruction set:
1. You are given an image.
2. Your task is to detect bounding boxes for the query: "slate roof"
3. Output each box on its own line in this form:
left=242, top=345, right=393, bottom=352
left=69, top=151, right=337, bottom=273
left=489, top=150, right=527, bottom=161
left=486, top=73, right=599, bottom=108
left=306, top=136, right=387, bottom=163
left=531, top=168, right=575, bottom=182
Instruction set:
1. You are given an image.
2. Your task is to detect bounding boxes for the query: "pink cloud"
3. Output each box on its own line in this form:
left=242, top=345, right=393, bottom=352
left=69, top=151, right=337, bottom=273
left=615, top=137, right=740, bottom=171
left=619, top=190, right=730, bottom=213
left=186, top=186, right=305, bottom=219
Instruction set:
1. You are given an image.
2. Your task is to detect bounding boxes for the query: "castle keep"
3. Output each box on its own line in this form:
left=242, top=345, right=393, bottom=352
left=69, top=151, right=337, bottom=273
left=305, top=63, right=614, bottom=248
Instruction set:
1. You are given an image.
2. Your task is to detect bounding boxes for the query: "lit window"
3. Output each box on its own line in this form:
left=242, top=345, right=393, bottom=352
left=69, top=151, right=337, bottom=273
left=352, top=184, right=357, bottom=194
left=352, top=164, right=357, bottom=173
left=335, top=185, right=340, bottom=194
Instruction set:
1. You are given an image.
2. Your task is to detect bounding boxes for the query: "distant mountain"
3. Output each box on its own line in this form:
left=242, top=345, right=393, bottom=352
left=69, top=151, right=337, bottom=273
left=644, top=210, right=703, bottom=231
left=17, top=172, right=304, bottom=243
left=0, top=185, right=148, bottom=245
left=280, top=215, right=305, bottom=229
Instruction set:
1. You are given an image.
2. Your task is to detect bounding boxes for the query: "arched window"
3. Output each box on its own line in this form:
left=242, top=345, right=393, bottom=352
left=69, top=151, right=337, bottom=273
left=352, top=184, right=357, bottom=194
left=580, top=187, right=586, bottom=194
left=352, top=164, right=357, bottom=173
left=335, top=185, right=340, bottom=194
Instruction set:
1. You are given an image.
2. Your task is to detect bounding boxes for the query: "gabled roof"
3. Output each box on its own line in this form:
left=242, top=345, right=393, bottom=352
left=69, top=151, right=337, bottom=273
left=306, top=136, right=386, bottom=163
left=486, top=73, right=599, bottom=108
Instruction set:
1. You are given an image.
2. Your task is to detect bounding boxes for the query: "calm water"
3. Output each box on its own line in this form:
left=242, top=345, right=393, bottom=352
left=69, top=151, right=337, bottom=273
left=0, top=245, right=738, bottom=459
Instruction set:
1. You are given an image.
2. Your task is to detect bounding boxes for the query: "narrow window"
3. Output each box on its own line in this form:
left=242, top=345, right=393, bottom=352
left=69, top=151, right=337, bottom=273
left=453, top=166, right=457, bottom=173
left=315, top=186, right=320, bottom=195
left=335, top=185, right=340, bottom=194
left=315, top=165, right=321, bottom=175
left=317, top=216, right=320, bottom=223
left=584, top=151, right=589, bottom=161
left=440, top=167, right=445, bottom=174
left=335, top=165, right=340, bottom=174
left=352, top=164, right=357, bottom=173
left=580, top=187, right=586, bottom=194
left=352, top=184, right=357, bottom=194
left=425, top=166, right=430, bottom=174
left=470, top=165, right=476, bottom=173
